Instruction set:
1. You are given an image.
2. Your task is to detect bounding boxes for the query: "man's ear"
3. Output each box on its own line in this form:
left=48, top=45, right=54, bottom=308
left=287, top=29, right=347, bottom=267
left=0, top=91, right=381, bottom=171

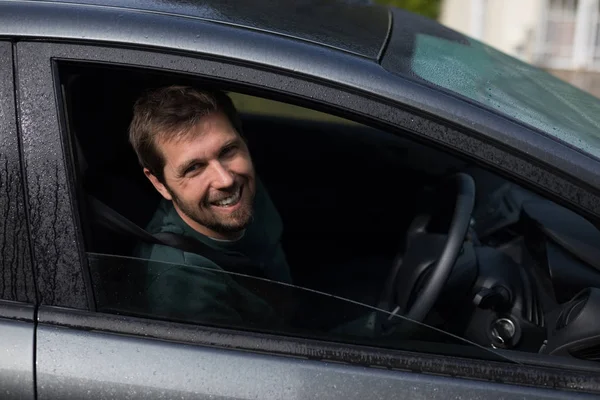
left=144, top=168, right=173, bottom=201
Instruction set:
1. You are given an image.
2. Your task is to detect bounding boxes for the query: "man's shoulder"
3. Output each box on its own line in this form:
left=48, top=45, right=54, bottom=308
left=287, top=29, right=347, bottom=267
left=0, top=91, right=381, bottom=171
left=133, top=198, right=226, bottom=270
left=135, top=240, right=221, bottom=270
left=145, top=199, right=182, bottom=234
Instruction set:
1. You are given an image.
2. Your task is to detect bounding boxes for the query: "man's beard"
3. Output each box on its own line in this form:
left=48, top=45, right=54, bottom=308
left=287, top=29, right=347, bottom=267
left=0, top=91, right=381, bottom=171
left=168, top=186, right=253, bottom=236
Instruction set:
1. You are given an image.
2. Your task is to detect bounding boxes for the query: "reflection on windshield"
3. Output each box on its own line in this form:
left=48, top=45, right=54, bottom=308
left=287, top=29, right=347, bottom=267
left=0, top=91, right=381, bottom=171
left=409, top=34, right=600, bottom=160
left=87, top=252, right=517, bottom=364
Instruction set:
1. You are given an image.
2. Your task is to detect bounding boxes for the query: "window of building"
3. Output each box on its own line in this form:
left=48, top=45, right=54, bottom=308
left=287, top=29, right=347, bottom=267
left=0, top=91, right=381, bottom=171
left=540, top=0, right=579, bottom=67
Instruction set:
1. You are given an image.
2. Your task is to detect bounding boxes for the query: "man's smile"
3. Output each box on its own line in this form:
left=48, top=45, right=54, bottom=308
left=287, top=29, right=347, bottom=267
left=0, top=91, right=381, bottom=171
left=209, top=185, right=243, bottom=209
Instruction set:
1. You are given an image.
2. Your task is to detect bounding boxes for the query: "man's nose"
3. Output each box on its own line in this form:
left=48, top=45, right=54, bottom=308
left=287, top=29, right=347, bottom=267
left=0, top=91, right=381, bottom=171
left=209, top=161, right=235, bottom=188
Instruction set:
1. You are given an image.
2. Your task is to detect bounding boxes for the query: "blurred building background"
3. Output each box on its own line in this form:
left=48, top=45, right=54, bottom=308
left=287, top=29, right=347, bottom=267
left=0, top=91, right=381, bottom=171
left=375, top=0, right=600, bottom=98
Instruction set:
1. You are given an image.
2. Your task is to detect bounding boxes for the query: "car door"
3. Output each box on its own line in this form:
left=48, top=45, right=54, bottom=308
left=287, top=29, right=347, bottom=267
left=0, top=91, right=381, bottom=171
left=0, top=40, right=36, bottom=400
left=17, top=39, right=600, bottom=399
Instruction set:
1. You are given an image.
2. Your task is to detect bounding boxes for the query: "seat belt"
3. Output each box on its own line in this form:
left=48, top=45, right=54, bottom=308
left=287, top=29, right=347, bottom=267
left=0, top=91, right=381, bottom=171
left=87, top=195, right=265, bottom=277
left=153, top=232, right=264, bottom=277
left=88, top=195, right=160, bottom=245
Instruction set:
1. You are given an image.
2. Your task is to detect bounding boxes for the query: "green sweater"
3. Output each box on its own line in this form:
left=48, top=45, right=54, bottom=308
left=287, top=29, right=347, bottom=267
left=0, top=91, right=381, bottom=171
left=135, top=180, right=291, bottom=327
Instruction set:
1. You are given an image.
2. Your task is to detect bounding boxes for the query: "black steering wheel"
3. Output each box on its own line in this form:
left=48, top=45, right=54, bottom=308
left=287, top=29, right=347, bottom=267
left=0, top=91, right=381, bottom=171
left=379, top=173, right=475, bottom=326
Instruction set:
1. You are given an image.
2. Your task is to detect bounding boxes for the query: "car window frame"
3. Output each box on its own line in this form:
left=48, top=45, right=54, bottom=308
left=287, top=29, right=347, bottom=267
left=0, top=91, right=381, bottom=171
left=15, top=40, right=600, bottom=394
left=18, top=40, right=600, bottom=307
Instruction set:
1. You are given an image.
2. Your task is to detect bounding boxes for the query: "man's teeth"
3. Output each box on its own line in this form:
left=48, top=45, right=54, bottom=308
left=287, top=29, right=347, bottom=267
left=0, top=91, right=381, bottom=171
left=213, top=190, right=240, bottom=206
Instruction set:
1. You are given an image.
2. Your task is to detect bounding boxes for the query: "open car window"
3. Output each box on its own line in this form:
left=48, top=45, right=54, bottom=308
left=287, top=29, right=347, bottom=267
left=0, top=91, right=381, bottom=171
left=60, top=62, right=600, bottom=372
left=88, top=252, right=514, bottom=363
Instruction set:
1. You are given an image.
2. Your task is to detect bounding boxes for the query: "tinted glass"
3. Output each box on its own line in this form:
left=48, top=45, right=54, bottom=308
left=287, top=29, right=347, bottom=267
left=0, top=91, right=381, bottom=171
left=88, top=253, right=511, bottom=362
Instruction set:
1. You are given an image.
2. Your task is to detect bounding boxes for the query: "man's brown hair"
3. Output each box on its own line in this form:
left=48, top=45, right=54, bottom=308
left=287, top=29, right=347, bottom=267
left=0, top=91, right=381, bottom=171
left=128, top=85, right=242, bottom=183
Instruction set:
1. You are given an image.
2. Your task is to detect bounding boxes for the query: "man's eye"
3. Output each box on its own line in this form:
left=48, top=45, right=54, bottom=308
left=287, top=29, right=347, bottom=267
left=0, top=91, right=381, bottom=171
left=185, top=164, right=202, bottom=174
left=221, top=145, right=238, bottom=158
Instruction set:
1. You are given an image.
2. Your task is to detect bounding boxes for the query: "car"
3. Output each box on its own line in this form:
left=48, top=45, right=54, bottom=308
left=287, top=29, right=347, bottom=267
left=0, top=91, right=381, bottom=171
left=2, top=0, right=600, bottom=398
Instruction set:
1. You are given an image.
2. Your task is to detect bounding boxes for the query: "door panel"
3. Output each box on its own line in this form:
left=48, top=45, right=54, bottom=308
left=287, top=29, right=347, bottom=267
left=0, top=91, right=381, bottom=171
left=0, top=41, right=35, bottom=303
left=0, top=40, right=36, bottom=400
left=0, top=302, right=35, bottom=400
left=36, top=318, right=595, bottom=400
left=15, top=42, right=89, bottom=309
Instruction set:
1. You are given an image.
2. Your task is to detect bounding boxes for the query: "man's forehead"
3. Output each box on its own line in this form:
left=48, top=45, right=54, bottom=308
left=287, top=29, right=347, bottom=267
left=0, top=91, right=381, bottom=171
left=159, top=119, right=238, bottom=164
left=159, top=112, right=235, bottom=143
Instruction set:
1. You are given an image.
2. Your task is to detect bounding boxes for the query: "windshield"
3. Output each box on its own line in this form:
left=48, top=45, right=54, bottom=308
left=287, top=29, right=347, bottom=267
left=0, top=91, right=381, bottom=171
left=88, top=252, right=517, bottom=364
left=383, top=10, right=600, bottom=161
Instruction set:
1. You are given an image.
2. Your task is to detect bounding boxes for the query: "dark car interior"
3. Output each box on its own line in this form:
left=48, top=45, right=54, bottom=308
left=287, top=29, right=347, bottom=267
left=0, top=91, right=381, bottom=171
left=60, top=63, right=600, bottom=368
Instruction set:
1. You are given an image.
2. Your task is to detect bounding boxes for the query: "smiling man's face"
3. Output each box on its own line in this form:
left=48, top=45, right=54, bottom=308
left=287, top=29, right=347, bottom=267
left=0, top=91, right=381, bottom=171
left=145, top=111, right=256, bottom=240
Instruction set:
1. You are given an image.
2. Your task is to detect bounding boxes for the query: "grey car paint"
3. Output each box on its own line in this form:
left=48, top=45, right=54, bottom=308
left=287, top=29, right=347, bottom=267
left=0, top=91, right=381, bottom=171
left=0, top=319, right=35, bottom=400
left=20, top=0, right=392, bottom=59
left=0, top=40, right=35, bottom=303
left=15, top=40, right=90, bottom=310
left=36, top=323, right=597, bottom=400
left=0, top=301, right=36, bottom=400
left=0, top=41, right=35, bottom=400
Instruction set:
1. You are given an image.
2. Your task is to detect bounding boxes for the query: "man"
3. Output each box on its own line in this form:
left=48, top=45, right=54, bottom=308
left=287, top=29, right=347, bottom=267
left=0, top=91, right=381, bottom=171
left=128, top=85, right=291, bottom=325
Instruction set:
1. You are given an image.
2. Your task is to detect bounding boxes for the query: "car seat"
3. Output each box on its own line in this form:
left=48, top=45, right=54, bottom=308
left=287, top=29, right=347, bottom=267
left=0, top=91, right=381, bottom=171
left=64, top=72, right=162, bottom=256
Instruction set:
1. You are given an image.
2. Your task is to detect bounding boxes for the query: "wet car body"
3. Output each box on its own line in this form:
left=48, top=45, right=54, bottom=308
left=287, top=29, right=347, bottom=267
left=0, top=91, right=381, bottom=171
left=2, top=0, right=600, bottom=399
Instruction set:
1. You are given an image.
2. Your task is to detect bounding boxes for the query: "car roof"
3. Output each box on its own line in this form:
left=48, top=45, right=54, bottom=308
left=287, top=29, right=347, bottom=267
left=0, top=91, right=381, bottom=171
left=7, top=0, right=390, bottom=59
